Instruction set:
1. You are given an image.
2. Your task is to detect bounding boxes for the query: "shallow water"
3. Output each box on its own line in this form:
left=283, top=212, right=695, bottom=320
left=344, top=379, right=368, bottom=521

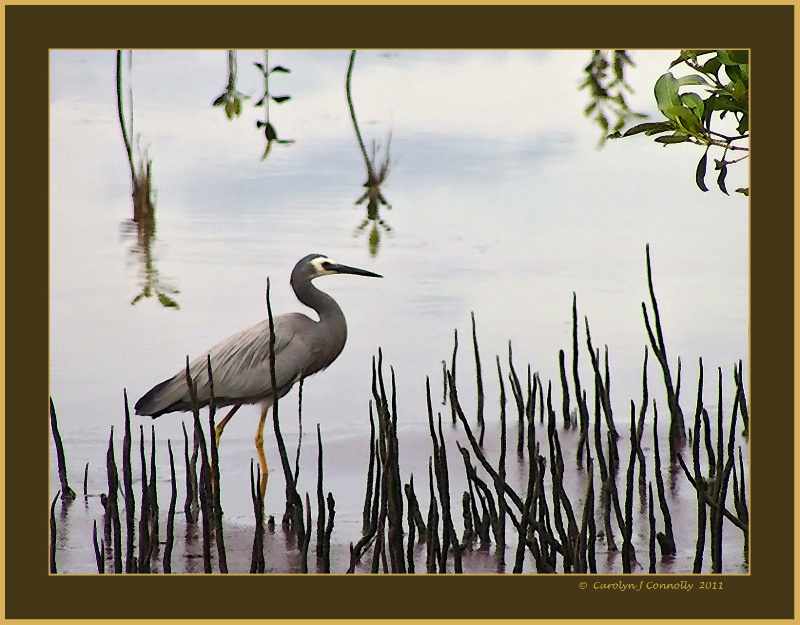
left=49, top=49, right=749, bottom=574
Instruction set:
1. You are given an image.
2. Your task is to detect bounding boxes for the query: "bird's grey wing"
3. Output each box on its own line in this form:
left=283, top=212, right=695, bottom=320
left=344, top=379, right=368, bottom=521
left=205, top=314, right=316, bottom=403
left=135, top=314, right=311, bottom=416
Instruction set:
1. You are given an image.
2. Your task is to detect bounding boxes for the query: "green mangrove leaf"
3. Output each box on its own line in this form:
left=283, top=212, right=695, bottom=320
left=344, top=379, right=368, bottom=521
left=271, top=95, right=291, bottom=104
left=701, top=56, right=722, bottom=76
left=676, top=74, right=710, bottom=87
left=728, top=50, right=749, bottom=64
left=655, top=132, right=691, bottom=144
left=270, top=65, right=291, bottom=74
left=662, top=105, right=704, bottom=135
left=725, top=63, right=743, bottom=84
left=731, top=79, right=748, bottom=103
left=707, top=96, right=747, bottom=115
left=622, top=121, right=672, bottom=137
left=654, top=72, right=683, bottom=116
left=645, top=122, right=677, bottom=136
left=695, top=149, right=709, bottom=192
left=737, top=113, right=749, bottom=135
left=681, top=92, right=705, bottom=121
left=716, top=161, right=729, bottom=195
left=718, top=50, right=748, bottom=66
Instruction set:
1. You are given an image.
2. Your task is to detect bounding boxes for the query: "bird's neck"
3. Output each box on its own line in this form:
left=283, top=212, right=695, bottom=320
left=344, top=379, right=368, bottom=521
left=296, top=280, right=347, bottom=327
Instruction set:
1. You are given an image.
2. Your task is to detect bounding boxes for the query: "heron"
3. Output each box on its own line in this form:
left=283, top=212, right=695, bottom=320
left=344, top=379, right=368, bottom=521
left=134, top=253, right=382, bottom=497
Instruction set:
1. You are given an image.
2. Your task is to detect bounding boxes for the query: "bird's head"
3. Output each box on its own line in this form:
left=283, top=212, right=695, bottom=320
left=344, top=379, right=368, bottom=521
left=292, top=253, right=383, bottom=285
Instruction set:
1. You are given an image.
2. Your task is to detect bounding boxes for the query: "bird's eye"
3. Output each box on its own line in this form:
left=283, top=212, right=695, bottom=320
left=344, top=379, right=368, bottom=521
left=320, top=260, right=333, bottom=270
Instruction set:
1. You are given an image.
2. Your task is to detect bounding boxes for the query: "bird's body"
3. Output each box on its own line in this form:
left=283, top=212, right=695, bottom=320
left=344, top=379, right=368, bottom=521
left=134, top=253, right=381, bottom=494
left=135, top=312, right=344, bottom=416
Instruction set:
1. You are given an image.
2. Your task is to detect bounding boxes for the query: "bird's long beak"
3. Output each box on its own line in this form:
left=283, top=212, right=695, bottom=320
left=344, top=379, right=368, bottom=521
left=331, top=263, right=383, bottom=279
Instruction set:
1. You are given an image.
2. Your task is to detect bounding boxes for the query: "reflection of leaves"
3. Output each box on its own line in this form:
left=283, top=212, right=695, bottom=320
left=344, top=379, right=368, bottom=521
left=213, top=91, right=247, bottom=120
left=352, top=137, right=393, bottom=257
left=157, top=293, right=180, bottom=309
left=580, top=50, right=647, bottom=146
left=116, top=49, right=180, bottom=310
left=354, top=215, right=391, bottom=258
left=123, top=207, right=182, bottom=311
left=254, top=50, right=294, bottom=160
left=119, top=157, right=180, bottom=311
left=256, top=120, right=296, bottom=161
left=357, top=136, right=393, bottom=209
left=346, top=51, right=394, bottom=257
left=213, top=51, right=249, bottom=120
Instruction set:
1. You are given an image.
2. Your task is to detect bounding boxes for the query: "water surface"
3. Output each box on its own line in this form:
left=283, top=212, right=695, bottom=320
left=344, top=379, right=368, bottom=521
left=49, top=49, right=749, bottom=573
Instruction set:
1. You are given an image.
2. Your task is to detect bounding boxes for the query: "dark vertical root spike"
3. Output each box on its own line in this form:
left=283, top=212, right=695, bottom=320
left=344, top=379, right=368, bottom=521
left=164, top=440, right=177, bottom=574
left=50, top=398, right=76, bottom=500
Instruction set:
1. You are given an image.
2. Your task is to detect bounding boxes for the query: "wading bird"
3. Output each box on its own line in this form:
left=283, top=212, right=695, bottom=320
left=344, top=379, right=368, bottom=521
left=134, top=253, right=382, bottom=496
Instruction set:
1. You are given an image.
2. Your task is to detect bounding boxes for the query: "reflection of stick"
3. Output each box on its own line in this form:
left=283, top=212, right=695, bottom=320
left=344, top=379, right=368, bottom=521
left=652, top=400, right=677, bottom=556
left=249, top=460, right=265, bottom=573
left=182, top=421, right=199, bottom=523
left=50, top=491, right=60, bottom=573
left=345, top=50, right=371, bottom=175
left=185, top=362, right=213, bottom=573
left=92, top=519, right=105, bottom=573
left=116, top=50, right=136, bottom=185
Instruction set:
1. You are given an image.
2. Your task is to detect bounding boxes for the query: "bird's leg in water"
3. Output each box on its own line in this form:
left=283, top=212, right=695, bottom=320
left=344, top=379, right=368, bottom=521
left=215, top=405, right=241, bottom=447
left=210, top=404, right=241, bottom=500
left=255, top=404, right=270, bottom=500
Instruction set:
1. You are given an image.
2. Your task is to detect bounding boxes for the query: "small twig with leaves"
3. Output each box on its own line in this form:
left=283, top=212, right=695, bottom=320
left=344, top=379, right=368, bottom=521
left=254, top=50, right=295, bottom=160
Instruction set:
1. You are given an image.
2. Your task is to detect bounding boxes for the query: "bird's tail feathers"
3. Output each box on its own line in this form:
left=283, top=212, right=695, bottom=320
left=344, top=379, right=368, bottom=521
left=134, top=358, right=212, bottom=417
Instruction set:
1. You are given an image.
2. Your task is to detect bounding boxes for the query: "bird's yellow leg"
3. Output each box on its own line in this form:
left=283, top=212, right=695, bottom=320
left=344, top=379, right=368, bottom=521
left=255, top=404, right=270, bottom=502
left=215, top=404, right=241, bottom=447
left=209, top=405, right=241, bottom=501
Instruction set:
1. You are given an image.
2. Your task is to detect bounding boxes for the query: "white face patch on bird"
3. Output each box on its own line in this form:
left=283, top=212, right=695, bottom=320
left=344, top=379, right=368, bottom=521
left=309, top=255, right=339, bottom=277
left=307, top=255, right=383, bottom=280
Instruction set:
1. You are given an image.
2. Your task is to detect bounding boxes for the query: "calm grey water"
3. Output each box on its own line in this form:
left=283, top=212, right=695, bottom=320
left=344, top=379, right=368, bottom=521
left=49, top=49, right=748, bottom=573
